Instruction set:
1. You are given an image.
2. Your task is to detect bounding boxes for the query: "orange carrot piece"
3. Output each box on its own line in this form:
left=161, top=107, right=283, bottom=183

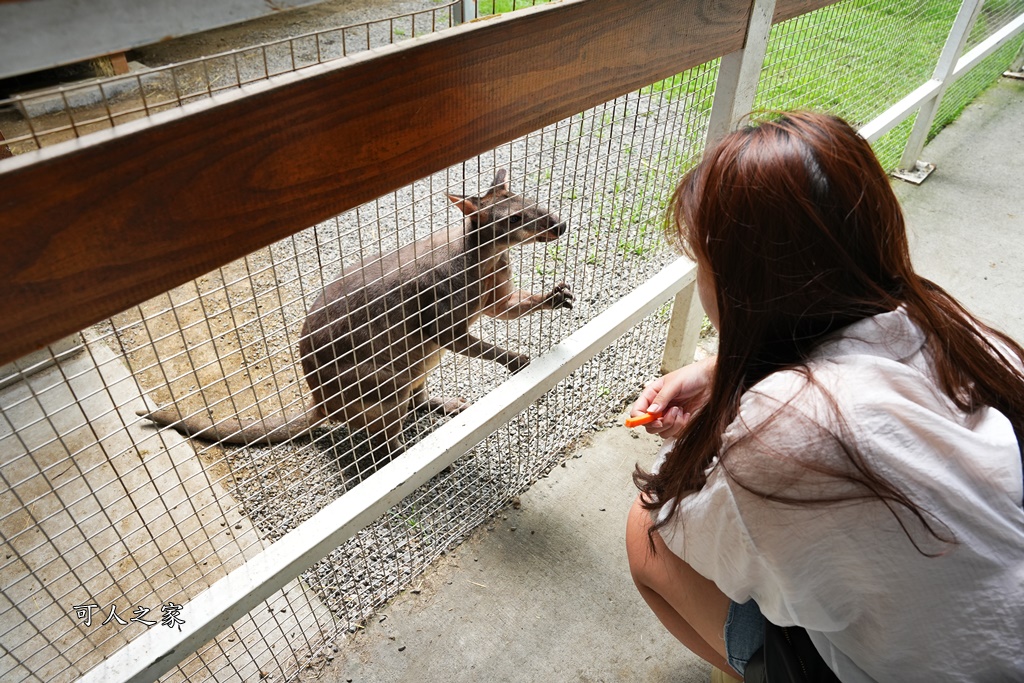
left=624, top=411, right=662, bottom=428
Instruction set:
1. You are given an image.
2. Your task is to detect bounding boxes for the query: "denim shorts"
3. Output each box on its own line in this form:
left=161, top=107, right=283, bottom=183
left=724, top=599, right=766, bottom=676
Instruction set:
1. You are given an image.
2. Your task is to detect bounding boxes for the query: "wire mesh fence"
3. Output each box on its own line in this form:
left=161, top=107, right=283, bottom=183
left=754, top=0, right=1024, bottom=167
left=0, top=36, right=717, bottom=680
left=967, top=0, right=1024, bottom=47
left=935, top=0, right=1024, bottom=134
left=0, top=1, right=461, bottom=155
left=755, top=0, right=947, bottom=167
left=2, top=0, right=1023, bottom=681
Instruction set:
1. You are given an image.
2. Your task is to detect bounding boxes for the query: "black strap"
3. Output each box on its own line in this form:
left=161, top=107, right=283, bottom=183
left=743, top=624, right=841, bottom=683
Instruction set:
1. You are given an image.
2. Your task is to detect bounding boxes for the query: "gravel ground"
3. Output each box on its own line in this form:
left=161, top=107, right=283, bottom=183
left=129, top=0, right=458, bottom=68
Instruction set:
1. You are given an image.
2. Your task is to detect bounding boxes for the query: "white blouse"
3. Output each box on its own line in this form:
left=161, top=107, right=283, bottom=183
left=652, top=308, right=1024, bottom=682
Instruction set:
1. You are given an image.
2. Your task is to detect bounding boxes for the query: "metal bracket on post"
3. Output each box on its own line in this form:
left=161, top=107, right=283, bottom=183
left=891, top=161, right=937, bottom=185
left=894, top=0, right=985, bottom=184
left=660, top=0, right=775, bottom=372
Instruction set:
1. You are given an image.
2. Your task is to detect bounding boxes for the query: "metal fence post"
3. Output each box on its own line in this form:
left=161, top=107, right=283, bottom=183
left=893, top=0, right=985, bottom=184
left=453, top=0, right=477, bottom=25
left=660, top=0, right=775, bottom=373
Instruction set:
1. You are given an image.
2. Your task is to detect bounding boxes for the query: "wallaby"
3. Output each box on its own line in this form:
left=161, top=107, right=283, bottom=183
left=137, top=169, right=573, bottom=456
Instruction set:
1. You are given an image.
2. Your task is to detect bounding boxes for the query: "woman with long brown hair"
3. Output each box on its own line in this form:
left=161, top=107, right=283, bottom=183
left=626, top=111, right=1024, bottom=681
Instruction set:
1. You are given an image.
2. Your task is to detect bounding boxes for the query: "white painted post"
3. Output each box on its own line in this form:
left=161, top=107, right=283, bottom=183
left=704, top=0, right=777, bottom=146
left=661, top=0, right=776, bottom=372
left=453, top=0, right=477, bottom=24
left=660, top=279, right=706, bottom=374
left=893, top=0, right=985, bottom=183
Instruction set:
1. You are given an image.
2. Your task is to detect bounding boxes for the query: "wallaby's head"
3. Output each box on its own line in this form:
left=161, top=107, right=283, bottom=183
left=448, top=169, right=567, bottom=249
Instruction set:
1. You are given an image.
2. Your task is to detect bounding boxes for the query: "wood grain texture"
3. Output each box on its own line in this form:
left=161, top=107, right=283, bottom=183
left=0, top=0, right=827, bottom=366
left=774, top=0, right=840, bottom=25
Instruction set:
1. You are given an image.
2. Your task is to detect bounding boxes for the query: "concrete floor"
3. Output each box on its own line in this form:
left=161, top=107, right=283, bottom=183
left=898, top=78, right=1024, bottom=343
left=0, top=332, right=334, bottom=683
left=316, top=76, right=1024, bottom=683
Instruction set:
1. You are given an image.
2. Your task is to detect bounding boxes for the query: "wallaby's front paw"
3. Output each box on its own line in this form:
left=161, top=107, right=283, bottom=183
left=507, top=353, right=531, bottom=374
left=547, top=283, right=574, bottom=310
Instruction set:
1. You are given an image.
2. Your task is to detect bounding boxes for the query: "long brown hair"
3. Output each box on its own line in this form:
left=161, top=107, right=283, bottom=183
left=635, top=111, right=1024, bottom=550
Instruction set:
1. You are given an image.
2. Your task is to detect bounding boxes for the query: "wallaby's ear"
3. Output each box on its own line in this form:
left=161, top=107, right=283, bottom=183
left=448, top=194, right=481, bottom=216
left=488, top=169, right=509, bottom=194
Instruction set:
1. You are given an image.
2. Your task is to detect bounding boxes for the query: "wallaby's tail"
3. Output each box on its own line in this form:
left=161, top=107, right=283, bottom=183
left=135, top=404, right=324, bottom=445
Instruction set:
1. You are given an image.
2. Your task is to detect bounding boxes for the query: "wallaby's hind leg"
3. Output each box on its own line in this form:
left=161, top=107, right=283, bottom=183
left=411, top=386, right=469, bottom=416
left=326, top=379, right=411, bottom=469
left=370, top=414, right=407, bottom=462
left=352, top=407, right=407, bottom=474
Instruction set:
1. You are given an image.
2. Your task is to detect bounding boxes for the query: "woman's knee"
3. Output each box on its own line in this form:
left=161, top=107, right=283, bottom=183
left=626, top=497, right=660, bottom=588
left=626, top=497, right=728, bottom=603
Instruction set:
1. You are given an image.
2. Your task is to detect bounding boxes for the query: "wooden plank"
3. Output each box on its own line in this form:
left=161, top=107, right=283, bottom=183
left=0, top=0, right=754, bottom=366
left=773, top=0, right=840, bottom=25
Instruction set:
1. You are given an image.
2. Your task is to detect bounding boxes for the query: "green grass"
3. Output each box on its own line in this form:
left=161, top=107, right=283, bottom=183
left=752, top=1, right=959, bottom=125
left=476, top=0, right=550, bottom=16
left=640, top=1, right=1008, bottom=138
left=637, top=0, right=1019, bottom=177
left=754, top=1, right=1021, bottom=160
left=500, top=0, right=1018, bottom=274
left=588, top=142, right=686, bottom=260
left=391, top=506, right=423, bottom=530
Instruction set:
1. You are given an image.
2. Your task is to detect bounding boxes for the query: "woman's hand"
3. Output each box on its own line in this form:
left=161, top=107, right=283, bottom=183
left=630, top=356, right=716, bottom=439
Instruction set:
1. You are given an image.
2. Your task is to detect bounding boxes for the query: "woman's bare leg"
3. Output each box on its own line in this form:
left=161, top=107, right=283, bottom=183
left=626, top=497, right=738, bottom=676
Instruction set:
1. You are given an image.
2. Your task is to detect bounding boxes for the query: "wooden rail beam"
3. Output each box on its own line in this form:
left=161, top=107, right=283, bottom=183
left=0, top=0, right=836, bottom=367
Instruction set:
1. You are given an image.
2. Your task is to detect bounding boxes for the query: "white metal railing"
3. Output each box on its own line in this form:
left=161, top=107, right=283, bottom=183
left=863, top=0, right=1024, bottom=181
